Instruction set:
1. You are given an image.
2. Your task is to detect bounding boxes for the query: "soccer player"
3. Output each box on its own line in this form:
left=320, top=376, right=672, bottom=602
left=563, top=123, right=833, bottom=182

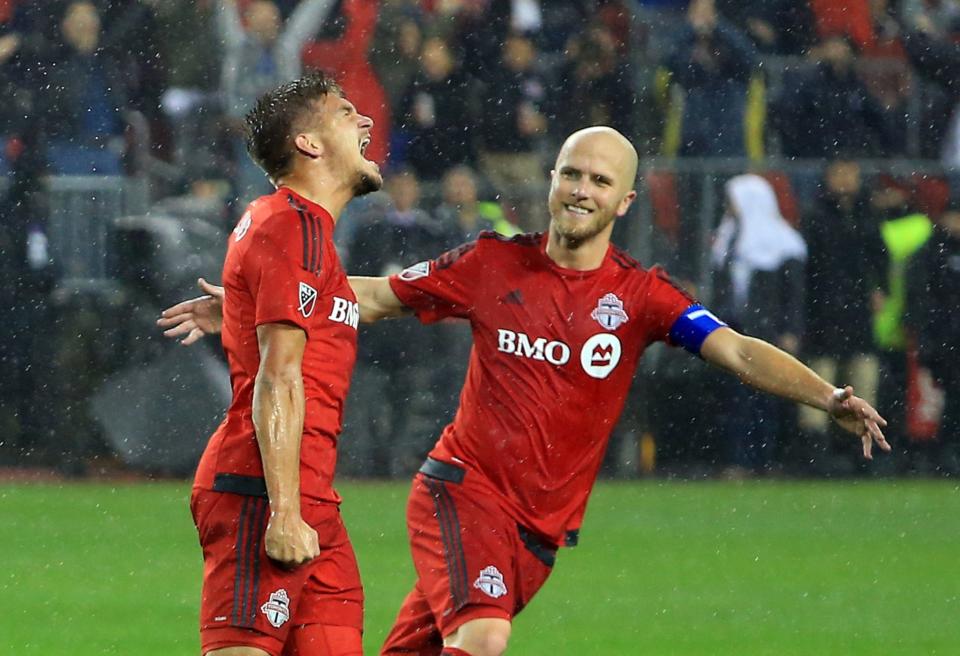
left=161, top=72, right=381, bottom=656
left=162, top=127, right=888, bottom=656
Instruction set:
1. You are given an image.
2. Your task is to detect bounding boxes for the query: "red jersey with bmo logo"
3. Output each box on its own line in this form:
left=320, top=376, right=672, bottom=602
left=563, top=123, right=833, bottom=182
left=194, top=187, right=359, bottom=504
left=389, top=232, right=694, bottom=546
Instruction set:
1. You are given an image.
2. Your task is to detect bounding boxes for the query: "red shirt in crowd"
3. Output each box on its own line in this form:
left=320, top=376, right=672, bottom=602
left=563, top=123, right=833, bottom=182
left=193, top=187, right=359, bottom=504
left=389, top=232, right=695, bottom=546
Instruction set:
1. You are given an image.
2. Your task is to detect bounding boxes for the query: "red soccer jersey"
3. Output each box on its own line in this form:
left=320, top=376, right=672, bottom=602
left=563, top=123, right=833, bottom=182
left=389, top=232, right=694, bottom=546
left=194, top=187, right=360, bottom=504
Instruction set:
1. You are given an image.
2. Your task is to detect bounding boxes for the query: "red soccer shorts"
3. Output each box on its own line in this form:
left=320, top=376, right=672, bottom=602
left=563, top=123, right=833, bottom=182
left=191, top=488, right=364, bottom=656
left=381, top=459, right=556, bottom=654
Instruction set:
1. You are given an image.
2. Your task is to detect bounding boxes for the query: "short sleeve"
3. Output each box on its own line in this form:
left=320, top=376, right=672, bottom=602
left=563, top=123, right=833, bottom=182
left=243, top=213, right=324, bottom=332
left=388, top=240, right=481, bottom=324
left=642, top=267, right=700, bottom=343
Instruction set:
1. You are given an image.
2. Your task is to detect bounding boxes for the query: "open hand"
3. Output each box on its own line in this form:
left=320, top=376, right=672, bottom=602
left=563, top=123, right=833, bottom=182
left=828, top=386, right=891, bottom=459
left=156, top=278, right=225, bottom=345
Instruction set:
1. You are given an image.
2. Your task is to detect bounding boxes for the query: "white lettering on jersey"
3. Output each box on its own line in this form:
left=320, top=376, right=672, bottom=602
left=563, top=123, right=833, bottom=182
left=298, top=282, right=318, bottom=318
left=496, top=329, right=570, bottom=365
left=328, top=296, right=360, bottom=329
left=580, top=334, right=622, bottom=379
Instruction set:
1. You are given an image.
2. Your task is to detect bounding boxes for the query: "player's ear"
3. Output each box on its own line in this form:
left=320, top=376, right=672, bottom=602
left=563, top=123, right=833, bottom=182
left=616, top=190, right=637, bottom=217
left=294, top=133, right=324, bottom=159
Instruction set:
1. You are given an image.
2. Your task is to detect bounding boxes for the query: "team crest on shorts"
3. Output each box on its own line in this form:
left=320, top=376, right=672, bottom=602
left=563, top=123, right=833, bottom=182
left=591, top=293, right=629, bottom=330
left=399, top=261, right=430, bottom=281
left=473, top=565, right=508, bottom=599
left=260, top=589, right=291, bottom=628
left=298, top=281, right=318, bottom=318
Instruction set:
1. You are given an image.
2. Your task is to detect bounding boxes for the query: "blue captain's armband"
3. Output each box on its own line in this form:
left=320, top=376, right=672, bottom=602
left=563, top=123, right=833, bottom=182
left=668, top=304, right=727, bottom=355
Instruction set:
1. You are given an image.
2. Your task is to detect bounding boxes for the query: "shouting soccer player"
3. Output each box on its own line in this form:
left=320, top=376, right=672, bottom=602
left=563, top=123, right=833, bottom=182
left=162, top=127, right=888, bottom=656
left=164, top=72, right=381, bottom=656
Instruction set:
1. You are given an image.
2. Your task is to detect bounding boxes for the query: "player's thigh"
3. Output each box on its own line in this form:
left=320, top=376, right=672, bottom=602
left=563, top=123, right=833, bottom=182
left=294, top=503, right=364, bottom=631
left=283, top=623, right=362, bottom=656
left=406, top=473, right=531, bottom=636
left=444, top=617, right=512, bottom=656
left=206, top=648, right=271, bottom=656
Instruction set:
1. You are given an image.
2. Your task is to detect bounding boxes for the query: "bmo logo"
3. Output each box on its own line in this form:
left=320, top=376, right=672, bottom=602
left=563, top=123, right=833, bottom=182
left=329, top=297, right=359, bottom=329
left=580, top=334, right=622, bottom=379
left=497, top=329, right=570, bottom=365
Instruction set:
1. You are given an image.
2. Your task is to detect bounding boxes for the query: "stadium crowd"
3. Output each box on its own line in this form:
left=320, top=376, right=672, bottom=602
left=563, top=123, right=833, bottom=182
left=1, top=0, right=959, bottom=477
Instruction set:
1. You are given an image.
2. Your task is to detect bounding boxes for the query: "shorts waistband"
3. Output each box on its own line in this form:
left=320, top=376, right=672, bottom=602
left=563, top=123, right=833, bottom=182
left=212, top=473, right=268, bottom=498
left=418, top=457, right=465, bottom=484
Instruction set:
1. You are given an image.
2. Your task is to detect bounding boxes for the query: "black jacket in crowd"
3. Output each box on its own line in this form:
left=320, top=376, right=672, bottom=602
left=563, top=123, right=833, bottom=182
left=803, top=190, right=888, bottom=357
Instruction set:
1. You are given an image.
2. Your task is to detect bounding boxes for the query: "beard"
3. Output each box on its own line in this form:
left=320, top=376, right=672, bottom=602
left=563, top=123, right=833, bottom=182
left=551, top=209, right=615, bottom=247
left=351, top=166, right=383, bottom=197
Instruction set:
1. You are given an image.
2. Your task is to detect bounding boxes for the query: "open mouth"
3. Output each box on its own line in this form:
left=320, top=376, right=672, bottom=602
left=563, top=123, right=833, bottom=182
left=359, top=136, right=371, bottom=156
left=564, top=204, right=592, bottom=216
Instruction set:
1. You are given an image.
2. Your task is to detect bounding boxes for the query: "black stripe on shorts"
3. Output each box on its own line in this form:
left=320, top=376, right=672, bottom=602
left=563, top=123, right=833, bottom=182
left=425, top=478, right=470, bottom=610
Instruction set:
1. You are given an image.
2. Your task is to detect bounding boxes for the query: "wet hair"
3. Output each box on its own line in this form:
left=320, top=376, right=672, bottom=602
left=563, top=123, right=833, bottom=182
left=244, top=72, right=342, bottom=182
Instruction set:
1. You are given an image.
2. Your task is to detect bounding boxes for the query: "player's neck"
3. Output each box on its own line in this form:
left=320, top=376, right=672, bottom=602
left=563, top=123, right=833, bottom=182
left=546, top=224, right=611, bottom=271
left=276, top=170, right=352, bottom=222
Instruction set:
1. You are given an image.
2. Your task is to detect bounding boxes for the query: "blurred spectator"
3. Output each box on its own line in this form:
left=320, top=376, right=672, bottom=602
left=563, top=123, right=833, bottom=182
left=900, top=11, right=960, bottom=165
left=907, top=202, right=960, bottom=473
left=798, top=160, right=886, bottom=463
left=773, top=35, right=896, bottom=158
left=716, top=0, right=816, bottom=55
left=477, top=31, right=548, bottom=228
left=711, top=174, right=807, bottom=474
left=39, top=1, right=127, bottom=174
left=663, top=0, right=758, bottom=156
left=900, top=0, right=960, bottom=37
left=397, top=36, right=475, bottom=179
left=301, top=0, right=390, bottom=165
left=809, top=0, right=876, bottom=52
left=434, top=165, right=519, bottom=245
left=218, top=0, right=334, bottom=203
left=345, top=169, right=450, bottom=477
left=371, top=0, right=424, bottom=116
left=872, top=182, right=934, bottom=461
left=0, top=133, right=54, bottom=466
left=550, top=23, right=635, bottom=139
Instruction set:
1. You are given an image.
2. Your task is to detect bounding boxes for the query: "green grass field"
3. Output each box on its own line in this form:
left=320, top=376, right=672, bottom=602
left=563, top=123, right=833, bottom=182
left=2, top=479, right=958, bottom=655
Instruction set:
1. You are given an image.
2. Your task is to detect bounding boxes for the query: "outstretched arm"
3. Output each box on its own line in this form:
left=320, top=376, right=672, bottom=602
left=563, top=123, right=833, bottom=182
left=157, top=278, right=224, bottom=344
left=700, top=327, right=890, bottom=459
left=348, top=276, right=411, bottom=323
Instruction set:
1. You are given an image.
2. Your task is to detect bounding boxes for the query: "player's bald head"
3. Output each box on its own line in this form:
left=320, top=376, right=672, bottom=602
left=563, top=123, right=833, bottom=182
left=556, top=127, right=639, bottom=191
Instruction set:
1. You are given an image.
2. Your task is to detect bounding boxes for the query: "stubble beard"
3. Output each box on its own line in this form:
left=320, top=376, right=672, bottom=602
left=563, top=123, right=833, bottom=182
left=352, top=166, right=382, bottom=198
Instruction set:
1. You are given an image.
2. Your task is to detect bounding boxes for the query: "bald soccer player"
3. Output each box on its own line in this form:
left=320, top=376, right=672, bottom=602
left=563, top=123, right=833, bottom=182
left=162, top=127, right=889, bottom=656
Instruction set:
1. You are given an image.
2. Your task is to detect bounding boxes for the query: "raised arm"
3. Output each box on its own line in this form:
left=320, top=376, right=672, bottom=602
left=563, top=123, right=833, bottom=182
left=253, top=322, right=319, bottom=568
left=700, top=327, right=890, bottom=458
left=348, top=276, right=411, bottom=323
left=277, top=0, right=337, bottom=81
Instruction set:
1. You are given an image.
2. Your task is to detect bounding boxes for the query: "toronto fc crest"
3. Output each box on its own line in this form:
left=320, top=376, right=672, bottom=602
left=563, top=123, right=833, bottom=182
left=260, top=589, right=291, bottom=628
left=473, top=565, right=508, bottom=599
left=591, top=293, right=629, bottom=330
